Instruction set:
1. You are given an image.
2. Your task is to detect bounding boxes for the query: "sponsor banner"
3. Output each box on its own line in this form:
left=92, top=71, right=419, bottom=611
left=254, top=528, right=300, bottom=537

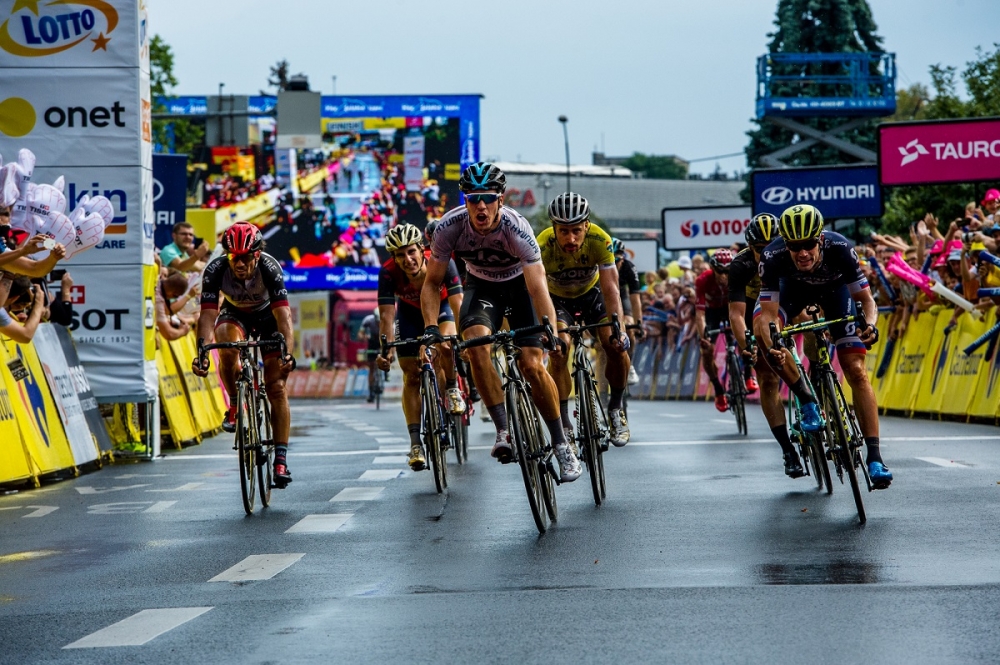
left=0, top=68, right=144, bottom=166
left=906, top=310, right=953, bottom=413
left=0, top=0, right=147, bottom=70
left=168, top=334, right=219, bottom=436
left=0, top=341, right=32, bottom=483
left=662, top=205, right=752, bottom=250
left=282, top=265, right=379, bottom=291
left=751, top=164, right=883, bottom=219
left=29, top=164, right=152, bottom=265
left=155, top=334, right=198, bottom=445
left=879, top=117, right=1000, bottom=186
left=33, top=323, right=100, bottom=465
left=632, top=339, right=657, bottom=398
left=323, top=118, right=364, bottom=135
left=403, top=135, right=425, bottom=192
left=287, top=291, right=329, bottom=364
left=53, top=322, right=112, bottom=452
left=653, top=340, right=677, bottom=399
left=64, top=262, right=155, bottom=400
left=967, top=308, right=1000, bottom=419
left=153, top=153, right=187, bottom=249
left=623, top=239, right=659, bottom=274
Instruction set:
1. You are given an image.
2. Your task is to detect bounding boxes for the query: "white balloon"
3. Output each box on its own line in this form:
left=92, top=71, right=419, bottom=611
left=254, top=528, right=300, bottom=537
left=0, top=162, right=18, bottom=207
left=82, top=194, right=115, bottom=228
left=68, top=212, right=105, bottom=257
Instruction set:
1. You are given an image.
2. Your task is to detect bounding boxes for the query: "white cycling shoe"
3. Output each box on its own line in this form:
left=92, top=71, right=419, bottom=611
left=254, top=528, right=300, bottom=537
left=491, top=430, right=513, bottom=463
left=609, top=408, right=630, bottom=447
left=446, top=388, right=466, bottom=414
left=554, top=443, right=582, bottom=482
left=627, top=365, right=640, bottom=385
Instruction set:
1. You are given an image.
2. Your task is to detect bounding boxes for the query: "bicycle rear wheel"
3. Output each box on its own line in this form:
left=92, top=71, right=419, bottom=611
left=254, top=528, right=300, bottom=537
left=530, top=407, right=558, bottom=522
left=728, top=354, right=747, bottom=435
left=421, top=371, right=447, bottom=493
left=509, top=383, right=548, bottom=534
left=256, top=392, right=273, bottom=507
left=236, top=382, right=256, bottom=515
left=823, top=374, right=865, bottom=524
left=591, top=382, right=608, bottom=499
left=576, top=369, right=603, bottom=507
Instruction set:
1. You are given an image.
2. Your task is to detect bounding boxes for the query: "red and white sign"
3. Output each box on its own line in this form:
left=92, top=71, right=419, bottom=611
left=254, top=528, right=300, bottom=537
left=661, top=206, right=752, bottom=250
left=879, top=117, right=1000, bottom=186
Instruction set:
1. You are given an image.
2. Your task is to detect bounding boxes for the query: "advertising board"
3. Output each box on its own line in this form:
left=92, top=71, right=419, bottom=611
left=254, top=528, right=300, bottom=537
left=751, top=164, right=882, bottom=219
left=662, top=205, right=752, bottom=250
left=879, top=117, right=1000, bottom=186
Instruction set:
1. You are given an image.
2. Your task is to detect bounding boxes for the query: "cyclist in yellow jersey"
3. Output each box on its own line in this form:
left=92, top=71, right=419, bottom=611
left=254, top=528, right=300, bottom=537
left=538, top=192, right=632, bottom=446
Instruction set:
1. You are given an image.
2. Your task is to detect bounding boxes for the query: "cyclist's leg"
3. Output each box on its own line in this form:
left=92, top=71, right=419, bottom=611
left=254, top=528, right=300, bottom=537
left=701, top=308, right=726, bottom=399
left=753, top=289, right=817, bottom=405
left=436, top=304, right=465, bottom=414
left=458, top=276, right=508, bottom=457
left=399, top=356, right=425, bottom=470
left=254, top=312, right=292, bottom=483
left=214, top=308, right=246, bottom=429
left=546, top=294, right=574, bottom=414
left=595, top=307, right=631, bottom=445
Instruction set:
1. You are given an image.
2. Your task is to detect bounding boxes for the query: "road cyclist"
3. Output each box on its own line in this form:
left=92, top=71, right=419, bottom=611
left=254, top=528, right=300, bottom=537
left=728, top=213, right=806, bottom=477
left=192, top=221, right=297, bottom=488
left=537, top=192, right=632, bottom=448
left=613, top=237, right=645, bottom=382
left=753, top=204, right=892, bottom=490
left=420, top=162, right=582, bottom=482
left=693, top=248, right=738, bottom=412
left=374, top=223, right=464, bottom=472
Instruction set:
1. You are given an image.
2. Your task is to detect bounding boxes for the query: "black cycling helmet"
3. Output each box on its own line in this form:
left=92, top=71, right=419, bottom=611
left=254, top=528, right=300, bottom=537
left=746, top=212, right=779, bottom=248
left=459, top=161, right=506, bottom=193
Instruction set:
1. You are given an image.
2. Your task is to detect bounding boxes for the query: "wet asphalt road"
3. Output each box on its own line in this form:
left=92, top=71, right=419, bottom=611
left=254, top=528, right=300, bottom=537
left=2, top=397, right=1000, bottom=663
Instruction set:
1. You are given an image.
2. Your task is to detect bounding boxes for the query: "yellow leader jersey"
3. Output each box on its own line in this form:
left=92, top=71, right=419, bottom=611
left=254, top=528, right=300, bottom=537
left=537, top=225, right=616, bottom=298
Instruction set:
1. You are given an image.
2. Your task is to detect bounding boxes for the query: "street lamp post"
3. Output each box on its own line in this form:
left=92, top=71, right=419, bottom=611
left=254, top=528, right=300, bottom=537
left=558, top=115, right=570, bottom=193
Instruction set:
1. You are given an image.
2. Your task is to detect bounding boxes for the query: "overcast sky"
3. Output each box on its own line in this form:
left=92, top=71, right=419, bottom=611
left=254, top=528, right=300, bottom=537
left=153, top=0, right=997, bottom=176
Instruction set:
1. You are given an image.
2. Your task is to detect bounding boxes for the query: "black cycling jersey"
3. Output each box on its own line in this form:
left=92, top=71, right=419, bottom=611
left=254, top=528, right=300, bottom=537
left=200, top=252, right=289, bottom=313
left=727, top=248, right=761, bottom=304
left=758, top=231, right=869, bottom=304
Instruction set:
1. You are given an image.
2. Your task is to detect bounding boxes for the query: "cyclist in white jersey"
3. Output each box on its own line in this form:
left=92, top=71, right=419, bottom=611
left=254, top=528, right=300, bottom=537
left=420, top=162, right=582, bottom=482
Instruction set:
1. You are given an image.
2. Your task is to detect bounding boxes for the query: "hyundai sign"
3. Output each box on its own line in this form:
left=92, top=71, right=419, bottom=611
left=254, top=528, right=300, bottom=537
left=662, top=206, right=752, bottom=250
left=879, top=117, right=1000, bottom=186
left=751, top=164, right=882, bottom=219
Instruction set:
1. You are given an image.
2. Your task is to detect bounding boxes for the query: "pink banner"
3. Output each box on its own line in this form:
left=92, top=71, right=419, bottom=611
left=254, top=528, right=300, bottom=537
left=879, top=118, right=1000, bottom=186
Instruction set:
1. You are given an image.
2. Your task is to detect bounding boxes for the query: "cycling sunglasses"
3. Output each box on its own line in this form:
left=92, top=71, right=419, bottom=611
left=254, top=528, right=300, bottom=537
left=786, top=238, right=820, bottom=253
left=228, top=252, right=257, bottom=264
left=465, top=193, right=500, bottom=205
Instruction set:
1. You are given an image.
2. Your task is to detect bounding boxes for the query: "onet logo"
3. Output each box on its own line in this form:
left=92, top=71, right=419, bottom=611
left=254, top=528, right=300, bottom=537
left=680, top=220, right=699, bottom=238
left=761, top=186, right=793, bottom=205
left=0, top=0, right=119, bottom=57
left=0, top=97, right=36, bottom=137
left=899, top=139, right=930, bottom=167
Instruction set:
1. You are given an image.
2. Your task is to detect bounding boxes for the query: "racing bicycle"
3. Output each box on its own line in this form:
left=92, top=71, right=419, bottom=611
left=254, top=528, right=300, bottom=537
left=198, top=334, right=287, bottom=515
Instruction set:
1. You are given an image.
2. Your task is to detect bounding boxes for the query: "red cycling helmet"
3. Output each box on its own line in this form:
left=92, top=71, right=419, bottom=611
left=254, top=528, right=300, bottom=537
left=222, top=221, right=262, bottom=256
left=708, top=248, right=734, bottom=273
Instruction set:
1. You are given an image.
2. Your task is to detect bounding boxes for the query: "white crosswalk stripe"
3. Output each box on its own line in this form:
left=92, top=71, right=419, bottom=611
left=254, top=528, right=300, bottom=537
left=209, top=554, right=304, bottom=582
left=285, top=514, right=353, bottom=534
left=330, top=487, right=384, bottom=502
left=63, top=608, right=213, bottom=648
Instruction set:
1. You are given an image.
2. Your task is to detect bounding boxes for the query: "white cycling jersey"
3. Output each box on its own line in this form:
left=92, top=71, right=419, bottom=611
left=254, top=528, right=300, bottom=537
left=430, top=205, right=541, bottom=282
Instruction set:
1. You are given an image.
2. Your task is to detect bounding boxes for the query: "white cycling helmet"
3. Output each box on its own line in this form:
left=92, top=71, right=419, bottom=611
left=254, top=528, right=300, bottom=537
left=548, top=192, right=590, bottom=225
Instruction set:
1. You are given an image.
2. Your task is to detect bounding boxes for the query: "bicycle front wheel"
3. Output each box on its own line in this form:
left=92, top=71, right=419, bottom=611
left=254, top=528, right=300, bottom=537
left=576, top=369, right=603, bottom=507
left=236, top=382, right=256, bottom=515
left=508, top=383, right=548, bottom=534
left=421, top=371, right=447, bottom=494
left=823, top=373, right=865, bottom=524
left=256, top=392, right=273, bottom=507
left=728, top=354, right=747, bottom=435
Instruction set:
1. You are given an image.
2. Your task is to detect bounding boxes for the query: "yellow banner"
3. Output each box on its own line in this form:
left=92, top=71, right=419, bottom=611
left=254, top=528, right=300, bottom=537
left=186, top=189, right=281, bottom=242
left=967, top=308, right=1000, bottom=419
left=168, top=335, right=221, bottom=436
left=881, top=310, right=940, bottom=412
left=911, top=309, right=961, bottom=414
left=444, top=163, right=461, bottom=180
left=156, top=338, right=199, bottom=445
left=0, top=343, right=32, bottom=484
left=298, top=168, right=328, bottom=193
left=362, top=117, right=407, bottom=130
left=937, top=311, right=992, bottom=416
left=144, top=265, right=157, bottom=362
left=1, top=340, right=75, bottom=474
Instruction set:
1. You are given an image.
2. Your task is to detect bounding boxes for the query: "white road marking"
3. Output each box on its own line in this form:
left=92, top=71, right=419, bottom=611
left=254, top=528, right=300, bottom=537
left=285, top=514, right=353, bottom=534
left=359, top=470, right=404, bottom=481
left=378, top=444, right=408, bottom=452
left=657, top=414, right=685, bottom=418
left=22, top=506, right=58, bottom=518
left=330, top=487, right=384, bottom=502
left=373, top=456, right=407, bottom=465
left=75, top=484, right=151, bottom=495
left=711, top=419, right=734, bottom=424
left=916, top=457, right=973, bottom=468
left=63, top=607, right=213, bottom=648
left=147, top=482, right=205, bottom=492
left=144, top=501, right=177, bottom=513
left=375, top=438, right=407, bottom=444
left=115, top=474, right=167, bottom=479
left=208, top=553, right=304, bottom=582
left=367, top=431, right=393, bottom=437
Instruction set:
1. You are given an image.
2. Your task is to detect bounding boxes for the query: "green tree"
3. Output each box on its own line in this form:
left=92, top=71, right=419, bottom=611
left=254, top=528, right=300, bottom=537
left=620, top=153, right=688, bottom=180
left=744, top=0, right=886, bottom=171
left=150, top=34, right=204, bottom=156
left=880, top=44, right=1000, bottom=234
left=261, top=59, right=302, bottom=94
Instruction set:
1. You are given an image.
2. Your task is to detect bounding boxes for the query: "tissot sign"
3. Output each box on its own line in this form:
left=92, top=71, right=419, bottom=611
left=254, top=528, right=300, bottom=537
left=662, top=205, right=752, bottom=250
left=879, top=117, right=1000, bottom=186
left=752, top=164, right=882, bottom=219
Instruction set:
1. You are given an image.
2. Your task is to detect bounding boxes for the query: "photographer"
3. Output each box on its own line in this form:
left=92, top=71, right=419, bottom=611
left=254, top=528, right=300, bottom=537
left=0, top=276, right=45, bottom=343
left=160, top=221, right=209, bottom=274
left=0, top=206, right=66, bottom=278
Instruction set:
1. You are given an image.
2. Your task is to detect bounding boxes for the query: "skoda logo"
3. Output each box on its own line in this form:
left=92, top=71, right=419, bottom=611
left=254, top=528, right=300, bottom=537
left=761, top=186, right=793, bottom=205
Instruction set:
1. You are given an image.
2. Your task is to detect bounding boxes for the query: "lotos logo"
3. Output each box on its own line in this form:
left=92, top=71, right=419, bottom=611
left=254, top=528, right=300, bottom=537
left=0, top=96, right=36, bottom=136
left=0, top=0, right=118, bottom=57
left=680, top=220, right=699, bottom=238
left=761, top=186, right=793, bottom=205
left=899, top=139, right=929, bottom=166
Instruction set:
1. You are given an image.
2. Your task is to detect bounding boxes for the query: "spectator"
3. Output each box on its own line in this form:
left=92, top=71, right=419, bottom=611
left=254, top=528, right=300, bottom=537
left=155, top=270, right=194, bottom=341
left=0, top=277, right=45, bottom=343
left=160, top=222, right=209, bottom=273
left=982, top=189, right=1000, bottom=223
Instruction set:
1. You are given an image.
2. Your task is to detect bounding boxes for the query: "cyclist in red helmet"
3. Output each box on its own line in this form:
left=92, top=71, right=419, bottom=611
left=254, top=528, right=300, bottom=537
left=695, top=248, right=734, bottom=412
left=192, top=221, right=297, bottom=487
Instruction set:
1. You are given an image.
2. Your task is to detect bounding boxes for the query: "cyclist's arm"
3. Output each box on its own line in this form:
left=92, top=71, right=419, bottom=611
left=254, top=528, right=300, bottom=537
left=273, top=305, right=295, bottom=358
left=419, top=257, right=449, bottom=328
left=729, top=301, right=748, bottom=350
left=756, top=300, right=781, bottom=351
left=195, top=307, right=218, bottom=346
left=695, top=308, right=706, bottom=339
left=855, top=286, right=878, bottom=332
left=598, top=265, right=625, bottom=322
left=630, top=293, right=643, bottom=324
left=447, top=292, right=463, bottom=323
left=378, top=306, right=395, bottom=344
left=522, top=262, right=558, bottom=330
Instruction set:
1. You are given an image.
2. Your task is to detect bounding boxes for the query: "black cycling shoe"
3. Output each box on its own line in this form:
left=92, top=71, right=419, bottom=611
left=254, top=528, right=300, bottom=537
left=273, top=463, right=292, bottom=488
left=221, top=408, right=237, bottom=434
left=783, top=452, right=805, bottom=479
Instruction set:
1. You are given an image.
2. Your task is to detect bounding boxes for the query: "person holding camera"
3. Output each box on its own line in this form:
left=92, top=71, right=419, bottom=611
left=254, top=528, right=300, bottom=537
left=155, top=270, right=194, bottom=341
left=160, top=221, right=209, bottom=274
left=0, top=277, right=45, bottom=343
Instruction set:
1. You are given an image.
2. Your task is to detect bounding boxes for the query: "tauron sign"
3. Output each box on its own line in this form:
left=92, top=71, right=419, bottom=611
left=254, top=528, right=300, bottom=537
left=879, top=117, right=1000, bottom=186
left=751, top=164, right=883, bottom=219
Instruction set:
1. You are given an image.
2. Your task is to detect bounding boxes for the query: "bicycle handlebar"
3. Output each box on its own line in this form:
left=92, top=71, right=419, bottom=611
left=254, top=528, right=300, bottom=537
left=564, top=313, right=621, bottom=339
left=457, top=316, right=556, bottom=352
left=197, top=334, right=291, bottom=371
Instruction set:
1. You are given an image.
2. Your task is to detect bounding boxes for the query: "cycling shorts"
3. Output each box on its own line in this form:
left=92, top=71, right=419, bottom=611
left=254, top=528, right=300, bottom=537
left=702, top=307, right=728, bottom=340
left=216, top=304, right=282, bottom=359
left=460, top=273, right=542, bottom=348
left=753, top=282, right=865, bottom=356
left=394, top=302, right=454, bottom=359
left=551, top=285, right=608, bottom=329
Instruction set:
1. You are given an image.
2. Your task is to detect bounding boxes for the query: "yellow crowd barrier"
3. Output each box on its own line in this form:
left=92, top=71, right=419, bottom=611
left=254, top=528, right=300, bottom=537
left=163, top=333, right=225, bottom=439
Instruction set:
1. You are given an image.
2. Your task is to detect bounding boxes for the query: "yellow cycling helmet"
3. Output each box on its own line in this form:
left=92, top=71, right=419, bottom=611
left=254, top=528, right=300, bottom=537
left=779, top=204, right=824, bottom=242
